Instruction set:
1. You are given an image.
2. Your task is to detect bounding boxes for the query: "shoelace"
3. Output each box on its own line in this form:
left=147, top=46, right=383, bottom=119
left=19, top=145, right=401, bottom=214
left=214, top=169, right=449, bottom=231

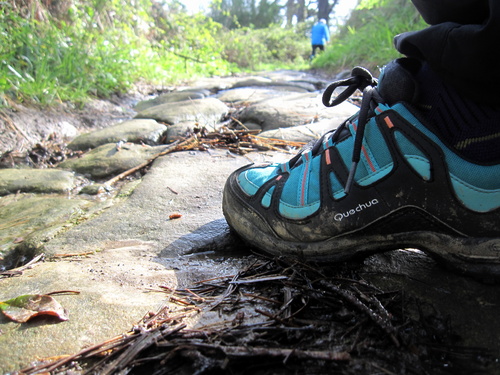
left=281, top=67, right=383, bottom=195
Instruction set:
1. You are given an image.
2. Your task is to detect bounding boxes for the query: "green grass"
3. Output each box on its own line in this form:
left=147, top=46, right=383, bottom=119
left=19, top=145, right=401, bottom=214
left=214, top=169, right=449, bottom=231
left=312, top=0, right=428, bottom=74
left=0, top=5, right=235, bottom=107
left=221, top=24, right=311, bottom=71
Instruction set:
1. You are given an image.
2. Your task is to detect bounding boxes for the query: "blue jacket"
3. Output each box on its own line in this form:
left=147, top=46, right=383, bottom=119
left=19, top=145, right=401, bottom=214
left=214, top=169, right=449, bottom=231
left=311, top=22, right=330, bottom=45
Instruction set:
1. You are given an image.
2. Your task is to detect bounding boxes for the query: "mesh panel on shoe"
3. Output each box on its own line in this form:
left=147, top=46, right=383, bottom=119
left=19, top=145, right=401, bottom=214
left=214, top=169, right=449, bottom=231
left=278, top=151, right=322, bottom=219
left=394, top=130, right=432, bottom=181
left=261, top=186, right=275, bottom=208
left=395, top=104, right=500, bottom=189
left=394, top=103, right=500, bottom=212
left=237, top=165, right=279, bottom=196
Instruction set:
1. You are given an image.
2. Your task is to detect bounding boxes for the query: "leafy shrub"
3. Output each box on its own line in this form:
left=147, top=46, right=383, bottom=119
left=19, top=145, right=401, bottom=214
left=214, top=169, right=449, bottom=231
left=312, top=0, right=427, bottom=74
left=221, top=23, right=310, bottom=70
left=0, top=2, right=234, bottom=107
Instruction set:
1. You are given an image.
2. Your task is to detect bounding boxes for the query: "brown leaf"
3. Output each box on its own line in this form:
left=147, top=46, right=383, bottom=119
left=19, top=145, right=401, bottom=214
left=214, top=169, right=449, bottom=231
left=0, top=294, right=69, bottom=323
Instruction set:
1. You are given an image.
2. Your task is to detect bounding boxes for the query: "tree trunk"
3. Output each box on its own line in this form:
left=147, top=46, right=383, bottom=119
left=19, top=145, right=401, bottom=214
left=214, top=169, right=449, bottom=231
left=297, top=0, right=306, bottom=22
left=286, top=0, right=295, bottom=25
left=317, top=0, right=330, bottom=21
left=317, top=0, right=340, bottom=23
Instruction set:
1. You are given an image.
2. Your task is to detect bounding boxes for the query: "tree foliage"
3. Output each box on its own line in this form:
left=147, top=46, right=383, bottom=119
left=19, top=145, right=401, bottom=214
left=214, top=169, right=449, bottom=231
left=312, top=0, right=426, bottom=72
left=222, top=23, right=309, bottom=69
left=209, top=0, right=282, bottom=29
left=208, top=0, right=347, bottom=28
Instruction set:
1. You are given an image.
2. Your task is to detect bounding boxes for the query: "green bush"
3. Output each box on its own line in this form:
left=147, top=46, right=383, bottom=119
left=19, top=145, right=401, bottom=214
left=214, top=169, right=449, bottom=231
left=220, top=24, right=310, bottom=71
left=312, top=0, right=427, bottom=74
left=0, top=2, right=234, bottom=107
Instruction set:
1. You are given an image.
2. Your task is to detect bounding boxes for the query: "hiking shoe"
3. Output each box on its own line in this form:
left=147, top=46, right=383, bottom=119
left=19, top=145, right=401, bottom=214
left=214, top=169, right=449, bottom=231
left=222, top=58, right=500, bottom=280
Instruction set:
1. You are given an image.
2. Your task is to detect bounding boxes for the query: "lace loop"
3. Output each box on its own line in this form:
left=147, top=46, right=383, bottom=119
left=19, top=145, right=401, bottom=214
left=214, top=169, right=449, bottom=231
left=344, top=86, right=375, bottom=194
left=283, top=67, right=382, bottom=195
left=322, top=67, right=381, bottom=194
left=322, top=66, right=378, bottom=108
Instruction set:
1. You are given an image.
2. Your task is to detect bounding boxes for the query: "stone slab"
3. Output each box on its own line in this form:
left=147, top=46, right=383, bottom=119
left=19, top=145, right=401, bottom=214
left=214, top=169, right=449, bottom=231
left=67, top=119, right=167, bottom=151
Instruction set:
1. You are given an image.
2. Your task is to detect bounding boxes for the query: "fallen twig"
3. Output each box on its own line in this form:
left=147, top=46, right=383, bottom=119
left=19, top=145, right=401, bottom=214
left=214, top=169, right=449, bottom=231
left=210, top=272, right=240, bottom=310
left=21, top=333, right=136, bottom=374
left=98, top=324, right=186, bottom=375
left=0, top=253, right=45, bottom=279
left=52, top=251, right=95, bottom=258
left=103, top=137, right=198, bottom=187
left=157, top=341, right=351, bottom=361
left=46, top=290, right=81, bottom=296
left=230, top=275, right=288, bottom=284
left=0, top=110, right=31, bottom=142
left=318, top=280, right=400, bottom=347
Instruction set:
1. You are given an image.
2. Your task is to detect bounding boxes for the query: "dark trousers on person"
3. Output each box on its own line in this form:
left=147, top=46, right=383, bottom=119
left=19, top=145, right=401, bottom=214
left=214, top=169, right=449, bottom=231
left=394, top=0, right=500, bottom=163
left=311, top=44, right=324, bottom=58
left=395, top=0, right=500, bottom=104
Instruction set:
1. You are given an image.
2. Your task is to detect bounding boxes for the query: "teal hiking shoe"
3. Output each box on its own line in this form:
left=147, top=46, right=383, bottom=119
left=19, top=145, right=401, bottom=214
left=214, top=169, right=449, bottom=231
left=222, top=58, right=500, bottom=280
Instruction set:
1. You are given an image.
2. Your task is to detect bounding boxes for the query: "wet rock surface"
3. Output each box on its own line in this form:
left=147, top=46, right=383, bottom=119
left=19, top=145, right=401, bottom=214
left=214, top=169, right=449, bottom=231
left=0, top=169, right=78, bottom=196
left=0, top=70, right=499, bottom=374
left=58, top=143, right=168, bottom=179
left=67, top=119, right=167, bottom=151
left=134, top=97, right=229, bottom=127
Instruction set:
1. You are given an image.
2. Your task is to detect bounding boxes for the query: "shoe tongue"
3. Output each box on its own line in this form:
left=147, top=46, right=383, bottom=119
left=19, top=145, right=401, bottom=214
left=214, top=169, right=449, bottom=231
left=377, top=58, right=422, bottom=105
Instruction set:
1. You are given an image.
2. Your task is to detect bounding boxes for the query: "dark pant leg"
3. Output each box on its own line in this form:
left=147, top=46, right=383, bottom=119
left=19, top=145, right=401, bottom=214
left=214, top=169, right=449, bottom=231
left=394, top=0, right=500, bottom=104
left=410, top=0, right=488, bottom=25
left=311, top=44, right=324, bottom=57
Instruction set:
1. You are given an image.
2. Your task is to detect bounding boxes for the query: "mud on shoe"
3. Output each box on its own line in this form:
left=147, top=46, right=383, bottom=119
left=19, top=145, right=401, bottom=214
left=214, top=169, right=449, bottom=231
left=222, top=58, right=500, bottom=281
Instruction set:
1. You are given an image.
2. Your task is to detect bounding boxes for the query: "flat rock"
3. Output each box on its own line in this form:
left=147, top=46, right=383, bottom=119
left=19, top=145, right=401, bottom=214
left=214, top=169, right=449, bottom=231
left=0, top=169, right=76, bottom=196
left=230, top=77, right=316, bottom=93
left=238, top=92, right=357, bottom=131
left=134, top=89, right=210, bottom=112
left=0, top=245, right=173, bottom=374
left=67, top=119, right=167, bottom=151
left=2, top=148, right=500, bottom=374
left=134, top=97, right=229, bottom=128
left=0, top=149, right=270, bottom=373
left=59, top=143, right=167, bottom=179
left=68, top=119, right=167, bottom=151
left=166, top=121, right=198, bottom=142
left=262, top=70, right=326, bottom=88
left=44, top=149, right=279, bottom=257
left=264, top=84, right=310, bottom=93
left=217, top=87, right=291, bottom=104
left=259, top=119, right=336, bottom=142
left=363, top=250, right=500, bottom=356
left=185, top=76, right=240, bottom=92
left=0, top=194, right=93, bottom=268
left=230, top=76, right=273, bottom=88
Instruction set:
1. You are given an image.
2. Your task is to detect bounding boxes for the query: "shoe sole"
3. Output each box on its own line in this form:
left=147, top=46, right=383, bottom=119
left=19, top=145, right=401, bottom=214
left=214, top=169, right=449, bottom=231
left=223, top=180, right=500, bottom=283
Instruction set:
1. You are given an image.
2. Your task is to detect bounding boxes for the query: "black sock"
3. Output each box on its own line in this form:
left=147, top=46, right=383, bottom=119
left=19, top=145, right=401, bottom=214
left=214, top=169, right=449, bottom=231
left=416, top=63, right=500, bottom=164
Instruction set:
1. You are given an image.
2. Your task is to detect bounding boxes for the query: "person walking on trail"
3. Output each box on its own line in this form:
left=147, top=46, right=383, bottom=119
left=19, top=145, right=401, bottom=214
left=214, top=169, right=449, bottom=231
left=310, top=18, right=330, bottom=59
left=222, top=0, right=500, bottom=282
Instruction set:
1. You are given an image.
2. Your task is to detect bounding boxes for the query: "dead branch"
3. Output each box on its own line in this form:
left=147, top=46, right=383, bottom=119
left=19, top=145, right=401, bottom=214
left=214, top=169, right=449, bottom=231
left=103, top=136, right=199, bottom=187
left=157, top=341, right=351, bottom=361
left=318, top=280, right=400, bottom=347
left=0, top=253, right=44, bottom=279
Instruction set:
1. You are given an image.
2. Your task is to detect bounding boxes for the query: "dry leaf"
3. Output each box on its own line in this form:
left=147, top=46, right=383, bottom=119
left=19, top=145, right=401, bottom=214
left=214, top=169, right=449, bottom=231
left=0, top=294, right=69, bottom=323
